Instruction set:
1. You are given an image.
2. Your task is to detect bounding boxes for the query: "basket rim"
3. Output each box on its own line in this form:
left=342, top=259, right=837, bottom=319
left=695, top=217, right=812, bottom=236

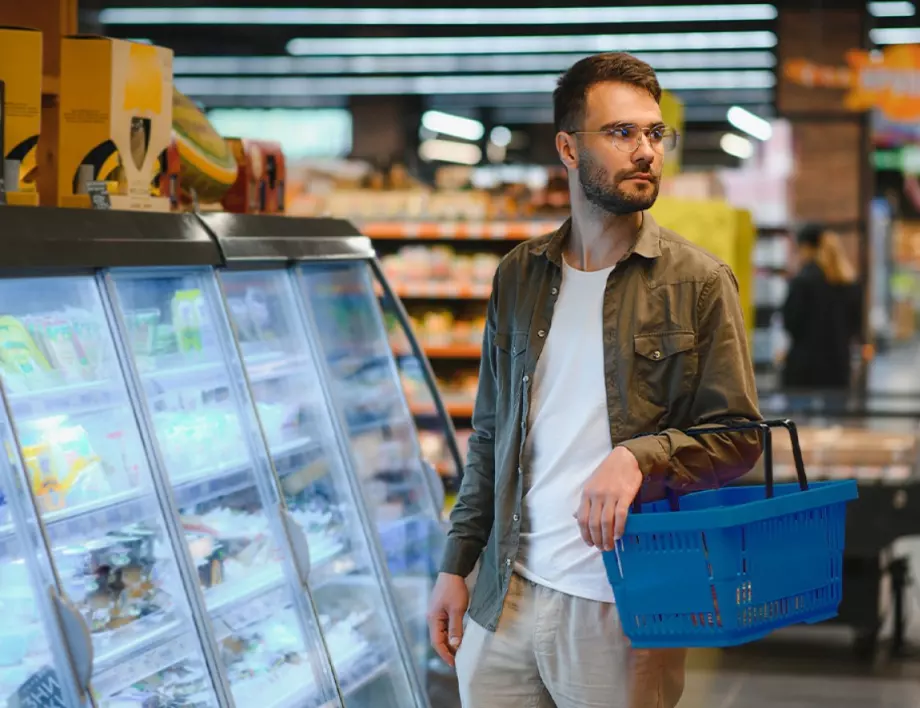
left=621, top=479, right=858, bottom=534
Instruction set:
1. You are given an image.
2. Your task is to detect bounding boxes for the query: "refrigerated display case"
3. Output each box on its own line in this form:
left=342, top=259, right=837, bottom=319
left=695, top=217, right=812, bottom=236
left=0, top=206, right=434, bottom=708
left=198, top=213, right=454, bottom=692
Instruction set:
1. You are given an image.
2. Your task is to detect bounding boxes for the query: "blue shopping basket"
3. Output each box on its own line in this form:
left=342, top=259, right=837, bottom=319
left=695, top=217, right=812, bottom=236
left=602, top=419, right=858, bottom=649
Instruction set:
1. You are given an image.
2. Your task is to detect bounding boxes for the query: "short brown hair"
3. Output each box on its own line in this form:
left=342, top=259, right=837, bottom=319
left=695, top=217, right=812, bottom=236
left=553, top=52, right=662, bottom=133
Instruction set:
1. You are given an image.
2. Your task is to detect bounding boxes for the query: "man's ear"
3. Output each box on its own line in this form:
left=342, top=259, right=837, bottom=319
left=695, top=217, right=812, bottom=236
left=555, top=131, right=578, bottom=169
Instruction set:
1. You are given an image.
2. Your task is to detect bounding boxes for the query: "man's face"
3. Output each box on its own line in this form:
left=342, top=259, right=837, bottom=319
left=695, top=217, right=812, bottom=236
left=572, top=81, right=665, bottom=215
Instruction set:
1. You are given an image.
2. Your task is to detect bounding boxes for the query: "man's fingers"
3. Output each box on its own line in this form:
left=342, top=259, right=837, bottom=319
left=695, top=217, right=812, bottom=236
left=576, top=496, right=592, bottom=546
left=428, top=611, right=454, bottom=666
left=588, top=495, right=604, bottom=548
left=601, top=499, right=617, bottom=551
left=614, top=498, right=631, bottom=541
left=447, top=608, right=465, bottom=654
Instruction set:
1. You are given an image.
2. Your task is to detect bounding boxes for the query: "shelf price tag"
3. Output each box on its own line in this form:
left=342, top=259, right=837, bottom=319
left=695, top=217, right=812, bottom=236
left=86, top=182, right=112, bottom=210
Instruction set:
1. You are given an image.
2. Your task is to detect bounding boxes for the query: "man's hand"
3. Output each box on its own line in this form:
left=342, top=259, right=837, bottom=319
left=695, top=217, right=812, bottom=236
left=575, top=446, right=644, bottom=550
left=427, top=572, right=470, bottom=667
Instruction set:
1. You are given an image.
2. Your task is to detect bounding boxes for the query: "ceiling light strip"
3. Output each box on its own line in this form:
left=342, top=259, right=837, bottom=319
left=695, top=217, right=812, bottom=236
left=173, top=51, right=777, bottom=76
left=285, top=32, right=777, bottom=56
left=100, top=5, right=777, bottom=25
left=175, top=70, right=776, bottom=98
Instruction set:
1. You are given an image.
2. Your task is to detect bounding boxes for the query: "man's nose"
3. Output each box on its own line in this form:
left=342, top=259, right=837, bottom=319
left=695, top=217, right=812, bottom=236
left=632, top=134, right=657, bottom=163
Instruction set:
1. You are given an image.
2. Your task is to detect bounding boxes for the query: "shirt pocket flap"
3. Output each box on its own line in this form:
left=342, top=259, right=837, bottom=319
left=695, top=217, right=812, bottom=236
left=634, top=331, right=696, bottom=361
left=495, top=331, right=528, bottom=357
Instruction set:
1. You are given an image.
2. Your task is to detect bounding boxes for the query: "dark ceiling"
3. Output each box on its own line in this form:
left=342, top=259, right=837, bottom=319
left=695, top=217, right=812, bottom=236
left=76, top=1, right=915, bottom=168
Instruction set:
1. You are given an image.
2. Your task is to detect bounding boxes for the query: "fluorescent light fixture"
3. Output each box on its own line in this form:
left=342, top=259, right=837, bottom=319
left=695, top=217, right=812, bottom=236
left=868, top=1, right=915, bottom=18
left=286, top=32, right=777, bottom=56
left=870, top=26, right=920, bottom=44
left=726, top=106, right=773, bottom=141
left=421, top=110, right=485, bottom=141
left=419, top=139, right=482, bottom=165
left=175, top=71, right=774, bottom=98
left=100, top=5, right=777, bottom=25
left=173, top=50, right=776, bottom=76
left=490, top=126, right=513, bottom=147
left=720, top=133, right=754, bottom=159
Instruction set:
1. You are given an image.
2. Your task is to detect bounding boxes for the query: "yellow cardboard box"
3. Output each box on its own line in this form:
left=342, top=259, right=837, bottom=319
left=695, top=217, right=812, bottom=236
left=58, top=37, right=173, bottom=211
left=0, top=26, right=42, bottom=206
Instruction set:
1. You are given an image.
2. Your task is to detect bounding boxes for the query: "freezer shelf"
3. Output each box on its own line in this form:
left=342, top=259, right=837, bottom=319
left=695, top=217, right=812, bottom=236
left=0, top=437, right=320, bottom=544
left=91, top=523, right=353, bottom=700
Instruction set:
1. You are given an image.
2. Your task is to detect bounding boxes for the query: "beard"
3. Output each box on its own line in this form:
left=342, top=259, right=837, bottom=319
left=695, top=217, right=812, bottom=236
left=577, top=147, right=660, bottom=215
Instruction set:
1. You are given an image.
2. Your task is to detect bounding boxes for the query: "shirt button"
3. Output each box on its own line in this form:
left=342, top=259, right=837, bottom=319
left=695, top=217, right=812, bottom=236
left=551, top=287, right=558, bottom=295
left=517, top=467, right=523, bottom=476
left=505, top=558, right=512, bottom=567
left=523, top=375, right=530, bottom=383
left=513, top=514, right=520, bottom=522
left=652, top=350, right=662, bottom=360
left=537, top=330, right=546, bottom=338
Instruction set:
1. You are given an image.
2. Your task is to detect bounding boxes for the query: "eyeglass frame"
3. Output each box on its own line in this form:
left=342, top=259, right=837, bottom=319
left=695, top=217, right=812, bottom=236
left=565, top=122, right=680, bottom=154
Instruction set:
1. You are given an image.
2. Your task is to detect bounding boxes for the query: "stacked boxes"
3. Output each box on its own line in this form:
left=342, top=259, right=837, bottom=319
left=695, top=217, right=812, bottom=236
left=58, top=37, right=173, bottom=211
left=0, top=26, right=42, bottom=206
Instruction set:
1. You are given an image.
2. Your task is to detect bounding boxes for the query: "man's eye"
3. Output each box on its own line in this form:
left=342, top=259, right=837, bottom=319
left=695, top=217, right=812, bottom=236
left=611, top=126, right=634, bottom=139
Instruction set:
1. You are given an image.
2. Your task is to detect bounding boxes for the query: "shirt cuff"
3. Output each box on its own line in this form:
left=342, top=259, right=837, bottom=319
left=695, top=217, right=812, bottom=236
left=618, top=434, right=671, bottom=478
left=439, top=536, right=481, bottom=578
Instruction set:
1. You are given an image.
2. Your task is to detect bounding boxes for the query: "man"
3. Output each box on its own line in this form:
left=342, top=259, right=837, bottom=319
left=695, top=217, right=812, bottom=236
left=427, top=52, right=762, bottom=708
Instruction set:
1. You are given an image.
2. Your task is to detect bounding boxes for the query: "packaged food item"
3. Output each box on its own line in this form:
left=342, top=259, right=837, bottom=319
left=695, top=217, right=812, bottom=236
left=0, top=316, right=52, bottom=390
left=171, top=289, right=204, bottom=353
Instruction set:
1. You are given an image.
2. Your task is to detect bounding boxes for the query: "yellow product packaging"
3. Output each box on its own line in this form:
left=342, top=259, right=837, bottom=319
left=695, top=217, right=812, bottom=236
left=171, top=88, right=238, bottom=204
left=58, top=36, right=173, bottom=212
left=0, top=316, right=53, bottom=390
left=0, top=26, right=42, bottom=206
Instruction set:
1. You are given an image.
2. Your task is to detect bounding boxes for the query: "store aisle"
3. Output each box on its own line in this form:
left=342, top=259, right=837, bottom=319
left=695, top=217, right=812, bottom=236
left=427, top=635, right=920, bottom=707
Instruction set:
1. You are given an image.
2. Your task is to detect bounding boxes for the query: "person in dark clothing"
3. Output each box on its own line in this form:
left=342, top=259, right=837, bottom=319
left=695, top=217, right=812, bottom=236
left=782, top=224, right=862, bottom=390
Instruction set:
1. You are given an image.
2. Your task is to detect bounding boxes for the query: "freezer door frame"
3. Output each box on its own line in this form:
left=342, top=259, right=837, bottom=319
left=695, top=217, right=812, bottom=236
left=0, top=379, right=88, bottom=707
left=104, top=266, right=346, bottom=707
left=99, top=268, right=237, bottom=707
left=291, top=260, right=436, bottom=708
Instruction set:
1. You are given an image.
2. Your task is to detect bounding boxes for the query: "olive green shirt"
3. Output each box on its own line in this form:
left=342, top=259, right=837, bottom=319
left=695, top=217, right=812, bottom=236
left=441, top=213, right=762, bottom=632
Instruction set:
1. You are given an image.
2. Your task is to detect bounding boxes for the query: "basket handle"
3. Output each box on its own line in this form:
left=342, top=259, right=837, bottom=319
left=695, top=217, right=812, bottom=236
left=630, top=418, right=808, bottom=513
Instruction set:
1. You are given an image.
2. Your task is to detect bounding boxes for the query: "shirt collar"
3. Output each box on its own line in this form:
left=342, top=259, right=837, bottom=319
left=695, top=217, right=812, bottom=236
left=530, top=212, right=662, bottom=266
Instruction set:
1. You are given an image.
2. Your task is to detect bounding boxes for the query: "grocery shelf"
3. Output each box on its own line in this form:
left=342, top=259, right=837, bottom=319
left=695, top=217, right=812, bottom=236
left=0, top=437, right=319, bottom=547
left=361, top=221, right=558, bottom=241
left=92, top=611, right=191, bottom=697
left=388, top=282, right=492, bottom=300
left=411, top=401, right=474, bottom=418
left=7, top=377, right=130, bottom=420
left=396, top=344, right=482, bottom=360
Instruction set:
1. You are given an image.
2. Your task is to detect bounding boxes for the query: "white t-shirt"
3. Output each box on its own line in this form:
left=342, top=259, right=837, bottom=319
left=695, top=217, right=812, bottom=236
left=515, top=258, right=616, bottom=603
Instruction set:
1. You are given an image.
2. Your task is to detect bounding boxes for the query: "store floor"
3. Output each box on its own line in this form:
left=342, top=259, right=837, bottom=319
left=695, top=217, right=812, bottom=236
left=427, top=629, right=920, bottom=707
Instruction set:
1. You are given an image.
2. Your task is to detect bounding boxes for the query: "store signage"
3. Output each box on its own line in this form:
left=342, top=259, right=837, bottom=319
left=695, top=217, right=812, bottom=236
left=784, top=45, right=920, bottom=121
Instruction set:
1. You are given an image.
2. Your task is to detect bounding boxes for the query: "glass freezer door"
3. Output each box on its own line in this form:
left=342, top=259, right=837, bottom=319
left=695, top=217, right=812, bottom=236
left=294, top=263, right=445, bottom=684
left=0, top=454, right=83, bottom=707
left=0, top=276, right=221, bottom=706
left=218, top=268, right=422, bottom=708
left=106, top=269, right=342, bottom=708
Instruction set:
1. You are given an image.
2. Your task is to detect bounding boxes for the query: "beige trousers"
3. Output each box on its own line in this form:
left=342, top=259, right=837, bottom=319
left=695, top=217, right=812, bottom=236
left=455, top=574, right=687, bottom=708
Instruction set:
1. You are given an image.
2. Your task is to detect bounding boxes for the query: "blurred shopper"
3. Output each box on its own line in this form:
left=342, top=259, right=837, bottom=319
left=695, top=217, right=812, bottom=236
left=782, top=224, right=862, bottom=391
left=427, top=53, right=762, bottom=708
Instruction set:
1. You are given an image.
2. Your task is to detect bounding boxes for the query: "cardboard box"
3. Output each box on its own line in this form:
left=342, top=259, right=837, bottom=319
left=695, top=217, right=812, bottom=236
left=58, top=36, right=173, bottom=212
left=0, top=26, right=42, bottom=206
left=221, top=138, right=286, bottom=214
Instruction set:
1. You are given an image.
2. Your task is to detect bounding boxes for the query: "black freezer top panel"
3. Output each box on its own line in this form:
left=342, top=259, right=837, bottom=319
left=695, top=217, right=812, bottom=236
left=198, top=213, right=375, bottom=265
left=0, top=206, right=220, bottom=270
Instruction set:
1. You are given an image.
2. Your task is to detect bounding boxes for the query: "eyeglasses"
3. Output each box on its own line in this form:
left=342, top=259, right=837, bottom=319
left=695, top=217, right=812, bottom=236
left=569, top=124, right=680, bottom=154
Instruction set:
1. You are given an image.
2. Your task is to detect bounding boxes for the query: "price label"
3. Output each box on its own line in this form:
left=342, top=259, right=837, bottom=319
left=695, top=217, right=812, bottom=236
left=86, top=181, right=112, bottom=210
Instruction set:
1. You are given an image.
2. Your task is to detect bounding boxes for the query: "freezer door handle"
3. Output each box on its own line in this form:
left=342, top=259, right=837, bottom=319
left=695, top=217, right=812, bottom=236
left=50, top=587, right=94, bottom=696
left=281, top=506, right=312, bottom=585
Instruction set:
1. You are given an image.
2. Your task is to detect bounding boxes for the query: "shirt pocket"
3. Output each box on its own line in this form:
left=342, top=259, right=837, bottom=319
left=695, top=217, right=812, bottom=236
left=494, top=331, right=528, bottom=395
left=632, top=331, right=698, bottom=409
